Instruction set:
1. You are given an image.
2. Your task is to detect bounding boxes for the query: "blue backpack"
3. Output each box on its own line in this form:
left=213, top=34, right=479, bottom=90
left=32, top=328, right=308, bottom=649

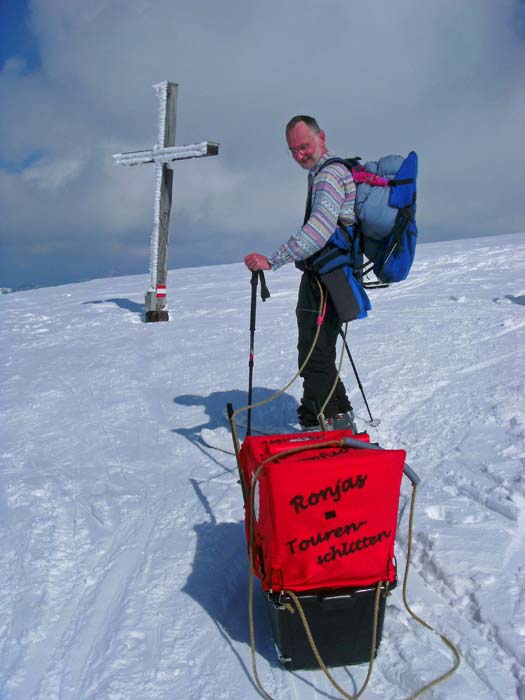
left=351, top=151, right=418, bottom=285
left=306, top=151, right=418, bottom=322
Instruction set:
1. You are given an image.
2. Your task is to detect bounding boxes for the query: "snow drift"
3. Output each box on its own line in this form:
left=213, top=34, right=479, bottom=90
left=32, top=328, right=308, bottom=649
left=1, top=232, right=524, bottom=699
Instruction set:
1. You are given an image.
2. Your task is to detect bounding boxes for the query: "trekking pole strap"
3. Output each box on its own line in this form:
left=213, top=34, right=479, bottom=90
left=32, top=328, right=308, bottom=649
left=258, top=270, right=270, bottom=301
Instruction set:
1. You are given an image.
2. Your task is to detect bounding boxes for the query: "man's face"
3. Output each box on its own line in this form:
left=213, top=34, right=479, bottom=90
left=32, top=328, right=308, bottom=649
left=286, top=122, right=327, bottom=170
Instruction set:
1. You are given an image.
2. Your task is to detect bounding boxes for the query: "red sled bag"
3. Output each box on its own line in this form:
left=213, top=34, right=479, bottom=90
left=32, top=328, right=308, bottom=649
left=239, top=430, right=405, bottom=593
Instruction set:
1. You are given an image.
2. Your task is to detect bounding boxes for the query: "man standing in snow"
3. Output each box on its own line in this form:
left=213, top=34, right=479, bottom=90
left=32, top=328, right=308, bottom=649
left=244, top=115, right=357, bottom=431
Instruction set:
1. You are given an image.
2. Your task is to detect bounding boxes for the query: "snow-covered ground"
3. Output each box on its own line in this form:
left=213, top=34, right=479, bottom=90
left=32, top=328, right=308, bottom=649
left=1, top=232, right=524, bottom=700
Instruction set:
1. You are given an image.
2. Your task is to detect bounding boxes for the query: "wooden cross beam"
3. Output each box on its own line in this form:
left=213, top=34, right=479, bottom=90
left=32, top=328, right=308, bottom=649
left=113, top=81, right=219, bottom=322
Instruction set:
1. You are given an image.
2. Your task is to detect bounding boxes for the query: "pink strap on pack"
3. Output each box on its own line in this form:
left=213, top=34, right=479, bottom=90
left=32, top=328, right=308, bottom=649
left=317, top=296, right=328, bottom=326
left=352, top=166, right=390, bottom=187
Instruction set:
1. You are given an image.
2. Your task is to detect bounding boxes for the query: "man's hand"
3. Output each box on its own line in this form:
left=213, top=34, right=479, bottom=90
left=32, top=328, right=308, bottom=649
left=244, top=253, right=271, bottom=271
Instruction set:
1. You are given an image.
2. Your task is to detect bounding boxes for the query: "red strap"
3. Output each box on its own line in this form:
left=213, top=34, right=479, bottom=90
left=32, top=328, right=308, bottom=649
left=317, top=296, right=328, bottom=325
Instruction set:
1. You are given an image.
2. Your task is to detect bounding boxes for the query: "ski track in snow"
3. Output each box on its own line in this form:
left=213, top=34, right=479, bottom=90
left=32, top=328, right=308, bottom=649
left=1, top=233, right=524, bottom=700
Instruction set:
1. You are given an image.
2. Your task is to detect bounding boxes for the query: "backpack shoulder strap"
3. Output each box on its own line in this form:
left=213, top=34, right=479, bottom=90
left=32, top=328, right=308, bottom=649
left=303, top=157, right=361, bottom=223
left=317, top=156, right=361, bottom=174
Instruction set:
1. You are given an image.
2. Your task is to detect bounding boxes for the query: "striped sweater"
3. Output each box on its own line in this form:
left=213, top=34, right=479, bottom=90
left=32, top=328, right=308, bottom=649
left=268, top=152, right=356, bottom=270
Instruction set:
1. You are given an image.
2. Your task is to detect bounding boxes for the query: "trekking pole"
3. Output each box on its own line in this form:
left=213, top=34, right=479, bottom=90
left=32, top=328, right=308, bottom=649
left=247, top=270, right=270, bottom=437
left=338, top=329, right=380, bottom=427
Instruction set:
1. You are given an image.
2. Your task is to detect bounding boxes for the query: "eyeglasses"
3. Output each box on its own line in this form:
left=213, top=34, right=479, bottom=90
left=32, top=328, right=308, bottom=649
left=289, top=143, right=312, bottom=157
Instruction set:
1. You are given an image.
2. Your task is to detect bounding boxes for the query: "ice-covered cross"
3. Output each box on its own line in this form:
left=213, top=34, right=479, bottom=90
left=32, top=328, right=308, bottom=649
left=113, top=81, right=219, bottom=322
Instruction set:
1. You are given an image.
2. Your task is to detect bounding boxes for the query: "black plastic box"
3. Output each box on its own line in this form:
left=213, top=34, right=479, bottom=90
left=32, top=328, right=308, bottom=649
left=267, top=583, right=394, bottom=670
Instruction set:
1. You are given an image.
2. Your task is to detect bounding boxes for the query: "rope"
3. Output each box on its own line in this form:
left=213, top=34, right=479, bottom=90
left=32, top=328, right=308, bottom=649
left=234, top=273, right=461, bottom=699
left=245, top=444, right=461, bottom=700
left=248, top=457, right=281, bottom=700
left=247, top=441, right=385, bottom=700
left=231, top=276, right=327, bottom=437
left=286, top=585, right=382, bottom=700
left=233, top=276, right=348, bottom=442
left=401, top=484, right=461, bottom=699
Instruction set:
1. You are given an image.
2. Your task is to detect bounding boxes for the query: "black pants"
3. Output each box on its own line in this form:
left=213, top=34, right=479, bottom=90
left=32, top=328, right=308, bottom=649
left=296, top=271, right=351, bottom=427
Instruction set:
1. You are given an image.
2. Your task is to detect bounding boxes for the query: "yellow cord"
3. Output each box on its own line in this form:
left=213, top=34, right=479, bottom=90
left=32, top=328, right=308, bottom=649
left=231, top=277, right=327, bottom=439
left=401, top=484, right=461, bottom=699
left=247, top=442, right=383, bottom=700
left=244, top=447, right=461, bottom=700
left=285, top=585, right=382, bottom=700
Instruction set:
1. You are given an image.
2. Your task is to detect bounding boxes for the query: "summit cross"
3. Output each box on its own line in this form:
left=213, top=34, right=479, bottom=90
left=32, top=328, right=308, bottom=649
left=113, top=81, right=219, bottom=322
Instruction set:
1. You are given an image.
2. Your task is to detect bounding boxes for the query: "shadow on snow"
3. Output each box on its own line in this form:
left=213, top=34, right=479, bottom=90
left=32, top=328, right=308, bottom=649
left=83, top=298, right=144, bottom=315
left=182, top=519, right=277, bottom=666
left=182, top=511, right=362, bottom=696
left=173, top=387, right=300, bottom=441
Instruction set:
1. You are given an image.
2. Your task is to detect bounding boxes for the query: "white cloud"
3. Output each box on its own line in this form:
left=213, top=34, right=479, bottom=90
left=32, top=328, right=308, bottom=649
left=1, top=0, right=524, bottom=289
left=22, top=155, right=85, bottom=191
left=1, top=57, right=28, bottom=76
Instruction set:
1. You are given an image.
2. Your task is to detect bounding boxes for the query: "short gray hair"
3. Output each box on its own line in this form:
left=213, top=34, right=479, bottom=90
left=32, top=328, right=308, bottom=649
left=285, top=115, right=321, bottom=134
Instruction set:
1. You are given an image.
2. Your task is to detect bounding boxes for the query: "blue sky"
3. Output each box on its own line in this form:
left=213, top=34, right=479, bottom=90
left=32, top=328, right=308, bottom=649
left=0, top=1, right=40, bottom=177
left=1, top=0, right=524, bottom=290
left=0, top=1, right=38, bottom=72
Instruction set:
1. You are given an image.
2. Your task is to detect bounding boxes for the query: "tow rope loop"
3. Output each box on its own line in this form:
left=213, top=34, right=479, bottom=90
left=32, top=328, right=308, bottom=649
left=402, top=484, right=461, bottom=700
left=247, top=440, right=383, bottom=700
left=286, top=586, right=382, bottom=700
left=232, top=272, right=461, bottom=697
left=246, top=444, right=461, bottom=700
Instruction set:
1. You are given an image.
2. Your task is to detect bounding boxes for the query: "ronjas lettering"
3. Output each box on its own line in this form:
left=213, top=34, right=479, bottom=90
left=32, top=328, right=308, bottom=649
left=289, top=474, right=368, bottom=515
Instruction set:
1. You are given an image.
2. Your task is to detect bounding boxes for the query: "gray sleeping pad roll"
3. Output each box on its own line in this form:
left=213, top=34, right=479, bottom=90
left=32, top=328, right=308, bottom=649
left=354, top=155, right=404, bottom=241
